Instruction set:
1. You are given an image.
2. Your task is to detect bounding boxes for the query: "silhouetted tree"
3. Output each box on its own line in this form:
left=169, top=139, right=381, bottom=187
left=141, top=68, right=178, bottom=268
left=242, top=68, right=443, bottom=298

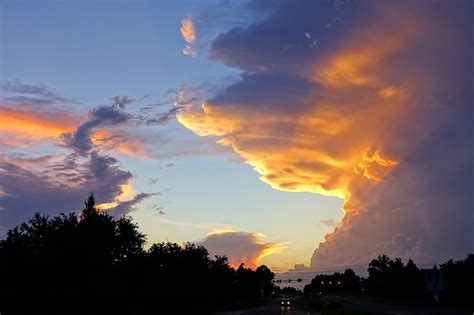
left=256, top=265, right=275, bottom=296
left=304, top=268, right=361, bottom=294
left=440, top=254, right=474, bottom=304
left=0, top=194, right=277, bottom=314
left=81, top=193, right=98, bottom=219
left=365, top=255, right=425, bottom=298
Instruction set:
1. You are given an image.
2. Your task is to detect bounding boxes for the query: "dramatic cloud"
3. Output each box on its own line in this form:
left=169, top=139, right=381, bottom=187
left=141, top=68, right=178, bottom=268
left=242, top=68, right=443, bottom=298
left=61, top=93, right=184, bottom=158
left=0, top=84, right=177, bottom=232
left=180, top=15, right=197, bottom=57
left=0, top=152, right=134, bottom=232
left=201, top=229, right=287, bottom=269
left=178, top=0, right=473, bottom=269
left=62, top=105, right=131, bottom=155
left=0, top=80, right=85, bottom=149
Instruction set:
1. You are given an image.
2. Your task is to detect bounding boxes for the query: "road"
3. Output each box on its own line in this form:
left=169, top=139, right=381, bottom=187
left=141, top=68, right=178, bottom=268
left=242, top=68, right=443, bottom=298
left=217, top=294, right=472, bottom=315
left=216, top=300, right=318, bottom=315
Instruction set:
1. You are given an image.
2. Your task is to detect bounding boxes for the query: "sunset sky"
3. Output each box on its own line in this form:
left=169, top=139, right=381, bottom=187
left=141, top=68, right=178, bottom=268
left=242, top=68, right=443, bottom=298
left=0, top=0, right=472, bottom=272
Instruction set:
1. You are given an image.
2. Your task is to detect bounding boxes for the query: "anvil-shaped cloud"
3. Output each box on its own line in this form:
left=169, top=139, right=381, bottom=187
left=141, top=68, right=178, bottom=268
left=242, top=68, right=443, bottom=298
left=177, top=0, right=473, bottom=269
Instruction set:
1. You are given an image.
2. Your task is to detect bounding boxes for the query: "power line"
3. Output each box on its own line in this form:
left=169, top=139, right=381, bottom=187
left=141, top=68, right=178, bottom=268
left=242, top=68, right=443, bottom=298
left=276, top=262, right=440, bottom=276
left=273, top=278, right=307, bottom=283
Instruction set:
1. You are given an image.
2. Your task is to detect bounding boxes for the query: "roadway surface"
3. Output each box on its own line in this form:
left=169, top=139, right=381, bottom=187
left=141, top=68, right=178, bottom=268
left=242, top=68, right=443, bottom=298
left=217, top=294, right=472, bottom=315
left=216, top=300, right=317, bottom=315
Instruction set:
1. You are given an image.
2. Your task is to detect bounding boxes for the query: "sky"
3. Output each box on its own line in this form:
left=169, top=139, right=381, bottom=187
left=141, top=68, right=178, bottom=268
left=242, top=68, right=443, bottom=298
left=0, top=0, right=472, bottom=273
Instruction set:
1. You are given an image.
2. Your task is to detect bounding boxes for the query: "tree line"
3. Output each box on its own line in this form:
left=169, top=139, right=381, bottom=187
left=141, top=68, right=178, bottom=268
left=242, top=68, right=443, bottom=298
left=0, top=195, right=275, bottom=314
left=1, top=194, right=471, bottom=313
left=304, top=253, right=473, bottom=306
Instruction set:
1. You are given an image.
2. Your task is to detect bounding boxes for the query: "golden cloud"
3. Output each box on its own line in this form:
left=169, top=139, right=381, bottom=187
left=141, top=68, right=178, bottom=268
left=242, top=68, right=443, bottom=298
left=202, top=229, right=288, bottom=269
left=0, top=107, right=78, bottom=141
left=175, top=7, right=432, bottom=207
left=96, top=182, right=136, bottom=211
left=176, top=3, right=466, bottom=269
left=180, top=15, right=197, bottom=57
left=176, top=26, right=416, bottom=202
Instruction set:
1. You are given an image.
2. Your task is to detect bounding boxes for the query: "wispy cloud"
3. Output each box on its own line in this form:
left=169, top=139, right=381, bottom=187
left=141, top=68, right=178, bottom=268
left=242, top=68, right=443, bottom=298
left=1, top=80, right=77, bottom=104
left=180, top=15, right=197, bottom=57
left=157, top=218, right=234, bottom=232
left=320, top=219, right=339, bottom=228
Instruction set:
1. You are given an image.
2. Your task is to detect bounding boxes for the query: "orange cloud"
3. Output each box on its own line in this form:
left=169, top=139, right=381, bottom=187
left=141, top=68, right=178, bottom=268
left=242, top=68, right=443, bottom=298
left=0, top=107, right=77, bottom=141
left=176, top=3, right=465, bottom=269
left=96, top=182, right=136, bottom=211
left=315, top=35, right=406, bottom=88
left=116, top=142, right=150, bottom=159
left=91, top=130, right=150, bottom=158
left=180, top=15, right=197, bottom=57
left=201, top=230, right=287, bottom=269
left=176, top=9, right=428, bottom=208
left=176, top=27, right=416, bottom=200
left=354, top=150, right=398, bottom=182
left=0, top=186, right=7, bottom=198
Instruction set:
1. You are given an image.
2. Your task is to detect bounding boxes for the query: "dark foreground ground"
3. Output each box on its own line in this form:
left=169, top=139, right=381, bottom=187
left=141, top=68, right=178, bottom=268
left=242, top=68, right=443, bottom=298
left=323, top=293, right=471, bottom=315
left=217, top=293, right=472, bottom=315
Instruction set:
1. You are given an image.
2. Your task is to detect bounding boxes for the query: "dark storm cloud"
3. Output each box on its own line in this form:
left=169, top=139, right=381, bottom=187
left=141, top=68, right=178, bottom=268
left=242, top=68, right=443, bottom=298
left=60, top=94, right=182, bottom=157
left=85, top=152, right=133, bottom=195
left=62, top=105, right=131, bottom=155
left=210, top=0, right=362, bottom=72
left=211, top=72, right=316, bottom=110
left=313, top=107, right=474, bottom=267
left=178, top=0, right=474, bottom=269
left=0, top=151, right=133, bottom=235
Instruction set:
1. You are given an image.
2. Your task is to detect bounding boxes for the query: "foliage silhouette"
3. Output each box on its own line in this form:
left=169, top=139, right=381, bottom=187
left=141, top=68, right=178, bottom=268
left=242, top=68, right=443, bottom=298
left=1, top=194, right=471, bottom=312
left=304, top=268, right=362, bottom=294
left=365, top=255, right=425, bottom=298
left=304, top=254, right=473, bottom=307
left=439, top=254, right=474, bottom=304
left=0, top=194, right=275, bottom=314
